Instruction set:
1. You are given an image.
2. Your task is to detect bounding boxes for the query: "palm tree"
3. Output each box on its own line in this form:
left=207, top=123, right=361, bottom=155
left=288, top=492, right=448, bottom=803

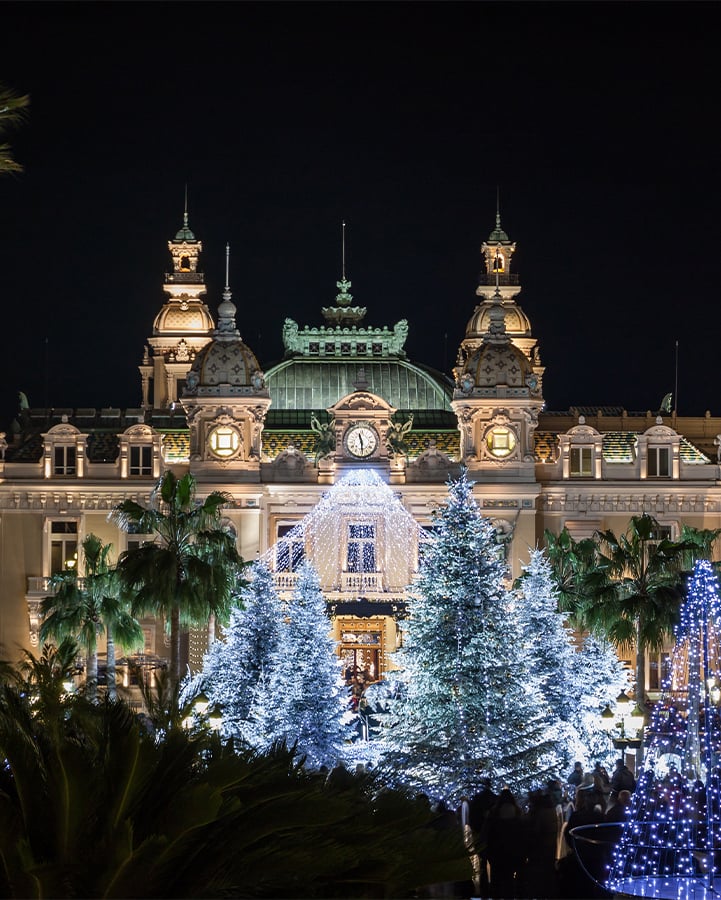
left=40, top=533, right=143, bottom=701
left=0, top=83, right=30, bottom=175
left=110, top=471, right=246, bottom=682
left=572, top=514, right=691, bottom=709
left=539, top=526, right=600, bottom=627
left=0, top=670, right=470, bottom=899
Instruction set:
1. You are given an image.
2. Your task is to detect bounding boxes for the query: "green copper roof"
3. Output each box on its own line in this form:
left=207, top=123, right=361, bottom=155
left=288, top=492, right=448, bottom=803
left=264, top=359, right=453, bottom=412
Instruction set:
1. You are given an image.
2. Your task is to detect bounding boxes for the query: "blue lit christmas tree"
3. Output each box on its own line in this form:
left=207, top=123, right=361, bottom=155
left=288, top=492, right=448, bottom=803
left=604, top=559, right=721, bottom=900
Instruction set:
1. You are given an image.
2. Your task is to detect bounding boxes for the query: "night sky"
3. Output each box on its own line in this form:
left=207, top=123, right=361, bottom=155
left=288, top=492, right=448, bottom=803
left=1, top=1, right=719, bottom=432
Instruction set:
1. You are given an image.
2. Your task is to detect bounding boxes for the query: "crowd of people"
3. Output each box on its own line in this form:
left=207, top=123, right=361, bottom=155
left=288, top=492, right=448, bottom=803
left=424, top=758, right=637, bottom=899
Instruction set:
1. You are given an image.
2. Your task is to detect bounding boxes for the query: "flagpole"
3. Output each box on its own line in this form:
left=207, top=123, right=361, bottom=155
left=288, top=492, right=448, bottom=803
left=674, top=340, right=679, bottom=415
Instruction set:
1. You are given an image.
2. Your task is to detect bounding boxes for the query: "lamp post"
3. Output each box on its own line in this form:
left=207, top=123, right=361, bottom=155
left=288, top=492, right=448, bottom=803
left=600, top=689, right=645, bottom=772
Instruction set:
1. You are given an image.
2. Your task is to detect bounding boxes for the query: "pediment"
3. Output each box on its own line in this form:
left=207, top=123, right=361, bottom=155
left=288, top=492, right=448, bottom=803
left=327, top=391, right=396, bottom=416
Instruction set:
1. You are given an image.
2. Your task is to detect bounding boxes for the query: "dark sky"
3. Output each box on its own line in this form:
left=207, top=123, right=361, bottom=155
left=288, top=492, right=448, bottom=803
left=1, top=1, right=720, bottom=431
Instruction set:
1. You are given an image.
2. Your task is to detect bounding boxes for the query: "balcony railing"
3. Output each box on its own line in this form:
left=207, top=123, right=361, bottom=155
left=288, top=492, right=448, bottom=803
left=272, top=571, right=383, bottom=595
left=27, top=576, right=86, bottom=594
left=341, top=572, right=381, bottom=593
left=477, top=273, right=520, bottom=285
left=164, top=273, right=205, bottom=283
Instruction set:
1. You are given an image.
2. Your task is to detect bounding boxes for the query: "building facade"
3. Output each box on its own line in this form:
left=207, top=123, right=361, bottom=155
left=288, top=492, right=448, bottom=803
left=1, top=208, right=720, bottom=696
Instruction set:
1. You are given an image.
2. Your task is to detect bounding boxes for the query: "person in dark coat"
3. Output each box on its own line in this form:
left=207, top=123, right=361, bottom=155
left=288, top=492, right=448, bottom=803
left=605, top=788, right=632, bottom=822
left=568, top=761, right=584, bottom=787
left=486, top=788, right=525, bottom=899
left=559, top=785, right=610, bottom=899
left=610, top=759, right=637, bottom=797
left=467, top=778, right=497, bottom=897
left=521, top=788, right=560, bottom=898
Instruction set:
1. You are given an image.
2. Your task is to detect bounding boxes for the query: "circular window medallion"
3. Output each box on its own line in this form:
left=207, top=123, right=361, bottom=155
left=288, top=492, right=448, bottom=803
left=485, top=426, right=517, bottom=459
left=207, top=424, right=241, bottom=459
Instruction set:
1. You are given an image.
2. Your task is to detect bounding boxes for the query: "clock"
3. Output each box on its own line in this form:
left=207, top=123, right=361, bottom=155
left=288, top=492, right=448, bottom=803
left=345, top=423, right=378, bottom=459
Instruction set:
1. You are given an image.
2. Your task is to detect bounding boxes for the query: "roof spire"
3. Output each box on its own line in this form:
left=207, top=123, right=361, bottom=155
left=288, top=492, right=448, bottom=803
left=341, top=219, right=346, bottom=281
left=487, top=186, right=510, bottom=243
left=173, top=184, right=196, bottom=242
left=335, top=220, right=353, bottom=307
left=215, top=242, right=239, bottom=337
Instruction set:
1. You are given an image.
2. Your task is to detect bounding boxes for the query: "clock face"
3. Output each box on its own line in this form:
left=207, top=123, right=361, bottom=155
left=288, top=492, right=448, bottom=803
left=345, top=424, right=378, bottom=459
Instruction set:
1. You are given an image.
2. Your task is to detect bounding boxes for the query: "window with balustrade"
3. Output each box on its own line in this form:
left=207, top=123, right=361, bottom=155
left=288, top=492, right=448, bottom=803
left=276, top=524, right=305, bottom=572
left=347, top=523, right=376, bottom=573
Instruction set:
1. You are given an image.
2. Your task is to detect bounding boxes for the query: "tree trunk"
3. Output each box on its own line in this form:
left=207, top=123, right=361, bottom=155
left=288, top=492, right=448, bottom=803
left=86, top=649, right=98, bottom=702
left=106, top=625, right=116, bottom=701
left=170, top=604, right=181, bottom=682
left=635, top=618, right=647, bottom=711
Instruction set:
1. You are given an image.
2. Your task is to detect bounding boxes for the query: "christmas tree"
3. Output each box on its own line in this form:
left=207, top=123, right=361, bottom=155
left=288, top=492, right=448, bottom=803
left=605, top=559, right=721, bottom=899
left=376, top=468, right=558, bottom=802
left=513, top=547, right=581, bottom=774
left=567, top=632, right=632, bottom=768
left=245, top=561, right=353, bottom=770
left=181, top=560, right=284, bottom=739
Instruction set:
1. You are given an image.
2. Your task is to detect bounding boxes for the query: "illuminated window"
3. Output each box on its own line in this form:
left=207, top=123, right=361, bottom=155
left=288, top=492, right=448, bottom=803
left=208, top=425, right=240, bottom=459
left=50, top=521, right=78, bottom=574
left=129, top=445, right=153, bottom=476
left=570, top=446, right=593, bottom=477
left=54, top=445, right=76, bottom=475
left=486, top=426, right=516, bottom=458
left=347, top=523, right=376, bottom=573
left=648, top=447, right=670, bottom=477
left=180, top=255, right=191, bottom=271
left=276, top=524, right=305, bottom=572
left=492, top=252, right=505, bottom=272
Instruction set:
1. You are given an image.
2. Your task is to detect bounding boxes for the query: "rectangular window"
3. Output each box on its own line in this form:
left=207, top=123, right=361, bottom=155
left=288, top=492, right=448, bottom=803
left=276, top=524, right=305, bottom=572
left=54, top=445, right=76, bottom=475
left=570, top=446, right=593, bottom=476
left=649, top=651, right=672, bottom=691
left=50, top=520, right=78, bottom=574
left=356, top=343, right=367, bottom=355
left=648, top=447, right=670, bottom=477
left=347, top=523, right=376, bottom=573
left=129, top=445, right=153, bottom=476
left=324, top=343, right=336, bottom=355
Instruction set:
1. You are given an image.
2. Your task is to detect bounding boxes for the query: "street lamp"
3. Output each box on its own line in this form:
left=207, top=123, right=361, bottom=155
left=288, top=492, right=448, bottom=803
left=600, top=690, right=645, bottom=754
left=207, top=705, right=223, bottom=732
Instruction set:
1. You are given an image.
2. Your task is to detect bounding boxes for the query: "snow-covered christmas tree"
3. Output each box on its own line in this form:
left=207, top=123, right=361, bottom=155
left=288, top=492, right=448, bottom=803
left=180, top=560, right=284, bottom=740
left=376, top=468, right=559, bottom=802
left=245, top=561, right=354, bottom=770
left=513, top=547, right=581, bottom=774
left=514, top=548, right=631, bottom=773
left=567, top=632, right=633, bottom=768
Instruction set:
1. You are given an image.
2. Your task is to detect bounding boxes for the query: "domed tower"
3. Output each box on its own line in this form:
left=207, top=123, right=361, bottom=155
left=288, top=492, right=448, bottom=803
left=461, top=205, right=544, bottom=388
left=139, top=198, right=215, bottom=410
left=451, top=289, right=544, bottom=482
left=180, top=244, right=270, bottom=481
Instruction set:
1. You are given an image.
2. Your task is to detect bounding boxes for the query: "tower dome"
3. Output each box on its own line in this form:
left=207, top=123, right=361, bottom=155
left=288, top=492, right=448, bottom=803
left=454, top=293, right=540, bottom=398
left=183, top=245, right=268, bottom=399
